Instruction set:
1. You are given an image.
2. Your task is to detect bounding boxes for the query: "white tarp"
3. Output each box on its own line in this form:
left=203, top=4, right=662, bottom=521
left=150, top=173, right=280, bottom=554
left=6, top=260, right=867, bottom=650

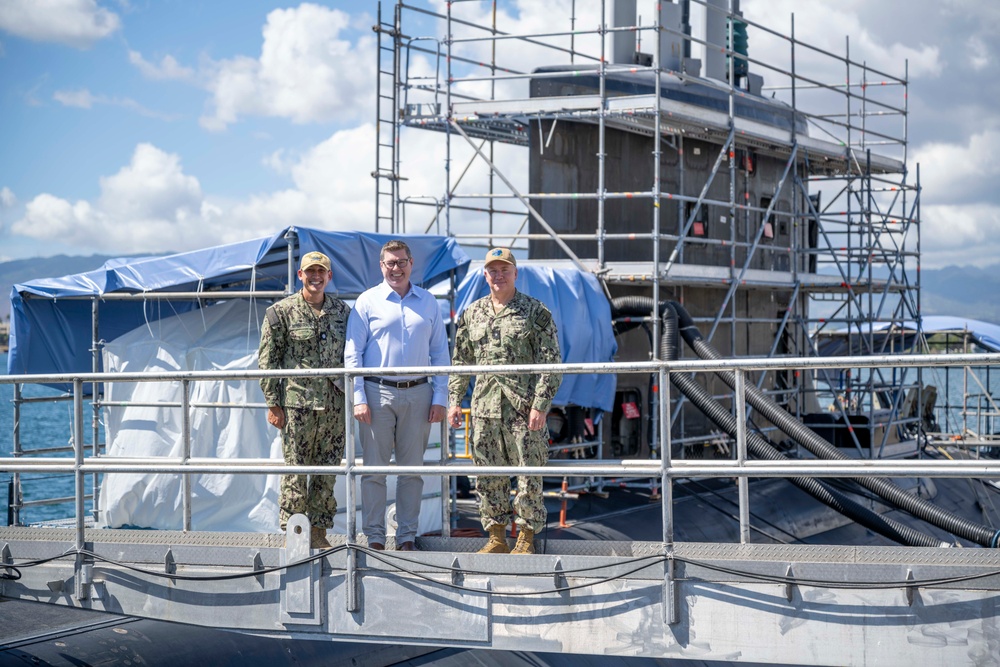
left=98, top=299, right=443, bottom=537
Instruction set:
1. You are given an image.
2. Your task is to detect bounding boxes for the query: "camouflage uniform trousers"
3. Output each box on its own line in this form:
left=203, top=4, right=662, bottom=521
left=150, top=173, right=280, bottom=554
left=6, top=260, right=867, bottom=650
left=279, top=394, right=345, bottom=531
left=470, top=399, right=548, bottom=534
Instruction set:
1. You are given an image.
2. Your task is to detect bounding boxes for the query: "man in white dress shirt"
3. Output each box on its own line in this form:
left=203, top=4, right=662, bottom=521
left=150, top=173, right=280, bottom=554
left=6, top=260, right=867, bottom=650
left=345, top=239, right=449, bottom=551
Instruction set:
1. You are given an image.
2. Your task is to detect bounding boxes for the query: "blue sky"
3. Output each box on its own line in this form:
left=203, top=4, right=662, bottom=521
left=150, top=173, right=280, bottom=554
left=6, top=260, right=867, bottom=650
left=1, top=0, right=999, bottom=268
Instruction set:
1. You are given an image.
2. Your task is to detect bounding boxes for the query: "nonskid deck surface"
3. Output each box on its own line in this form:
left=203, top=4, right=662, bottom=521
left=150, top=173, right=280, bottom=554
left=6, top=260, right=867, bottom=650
left=0, top=524, right=664, bottom=561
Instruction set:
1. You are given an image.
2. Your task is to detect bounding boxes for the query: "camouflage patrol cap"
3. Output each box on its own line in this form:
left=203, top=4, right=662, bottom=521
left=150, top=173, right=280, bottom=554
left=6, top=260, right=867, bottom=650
left=299, top=251, right=331, bottom=272
left=485, top=247, right=516, bottom=267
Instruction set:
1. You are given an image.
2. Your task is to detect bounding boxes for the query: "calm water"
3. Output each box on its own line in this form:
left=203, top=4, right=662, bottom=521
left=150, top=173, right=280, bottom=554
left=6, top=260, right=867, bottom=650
left=1, top=352, right=99, bottom=525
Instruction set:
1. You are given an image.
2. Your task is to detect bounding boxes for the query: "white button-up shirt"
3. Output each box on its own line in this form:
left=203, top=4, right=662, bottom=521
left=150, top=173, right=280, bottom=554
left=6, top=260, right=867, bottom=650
left=344, top=281, right=450, bottom=406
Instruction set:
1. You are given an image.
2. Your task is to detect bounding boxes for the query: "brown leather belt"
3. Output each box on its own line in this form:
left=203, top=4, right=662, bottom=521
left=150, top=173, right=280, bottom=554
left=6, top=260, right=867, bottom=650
left=364, top=376, right=429, bottom=389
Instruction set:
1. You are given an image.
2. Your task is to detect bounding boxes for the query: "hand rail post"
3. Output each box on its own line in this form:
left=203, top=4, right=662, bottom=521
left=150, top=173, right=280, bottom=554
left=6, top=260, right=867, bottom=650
left=735, top=369, right=750, bottom=543
left=182, top=378, right=192, bottom=532
left=345, top=368, right=359, bottom=612
left=73, top=378, right=91, bottom=600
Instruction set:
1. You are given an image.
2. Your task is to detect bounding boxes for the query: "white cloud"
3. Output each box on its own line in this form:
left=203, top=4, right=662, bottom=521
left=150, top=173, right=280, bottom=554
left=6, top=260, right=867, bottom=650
left=922, top=203, right=1000, bottom=268
left=428, top=0, right=939, bottom=147
left=12, top=144, right=211, bottom=253
left=8, top=131, right=380, bottom=254
left=967, top=37, right=990, bottom=71
left=6, top=0, right=998, bottom=274
left=433, top=0, right=602, bottom=102
left=53, top=88, right=96, bottom=108
left=128, top=50, right=197, bottom=82
left=4, top=117, right=532, bottom=258
left=200, top=3, right=376, bottom=130
left=0, top=0, right=120, bottom=49
left=943, top=0, right=1000, bottom=30
left=433, top=0, right=941, bottom=91
left=53, top=87, right=178, bottom=120
left=903, top=128, right=1000, bottom=266
left=98, top=143, right=202, bottom=221
left=1, top=187, right=16, bottom=207
left=226, top=125, right=378, bottom=238
left=743, top=1, right=941, bottom=77
left=394, top=126, right=529, bottom=238
left=912, top=129, right=1000, bottom=205
left=262, top=149, right=291, bottom=174
left=14, top=193, right=103, bottom=244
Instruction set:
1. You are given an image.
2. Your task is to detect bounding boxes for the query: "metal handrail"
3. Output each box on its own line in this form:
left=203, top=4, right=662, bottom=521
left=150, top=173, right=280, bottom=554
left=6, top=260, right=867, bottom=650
left=5, top=352, right=1000, bottom=613
left=5, top=351, right=999, bottom=386
left=5, top=352, right=1000, bottom=539
left=4, top=458, right=1000, bottom=478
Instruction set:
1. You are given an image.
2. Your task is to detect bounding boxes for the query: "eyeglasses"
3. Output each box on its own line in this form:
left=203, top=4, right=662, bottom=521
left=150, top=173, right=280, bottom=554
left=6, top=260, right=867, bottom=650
left=382, top=259, right=410, bottom=269
left=486, top=265, right=514, bottom=277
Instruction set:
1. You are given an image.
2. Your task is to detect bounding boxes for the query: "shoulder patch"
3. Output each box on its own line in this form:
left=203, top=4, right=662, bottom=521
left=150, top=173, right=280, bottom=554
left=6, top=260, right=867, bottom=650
left=532, top=308, right=553, bottom=331
left=266, top=306, right=280, bottom=328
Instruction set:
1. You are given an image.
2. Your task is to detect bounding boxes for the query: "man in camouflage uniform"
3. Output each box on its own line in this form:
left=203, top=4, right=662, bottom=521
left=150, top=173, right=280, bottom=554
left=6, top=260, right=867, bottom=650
left=259, top=251, right=351, bottom=549
left=448, top=248, right=562, bottom=554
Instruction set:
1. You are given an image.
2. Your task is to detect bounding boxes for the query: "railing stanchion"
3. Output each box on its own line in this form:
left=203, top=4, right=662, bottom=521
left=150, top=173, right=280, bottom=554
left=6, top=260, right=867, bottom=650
left=181, top=379, right=192, bottom=532
left=73, top=378, right=90, bottom=600
left=440, top=417, right=450, bottom=538
left=11, top=383, right=22, bottom=526
left=660, top=367, right=673, bottom=545
left=661, top=366, right=677, bottom=625
left=74, top=378, right=85, bottom=547
left=90, top=296, right=102, bottom=524
left=735, top=370, right=750, bottom=544
left=345, top=368, right=359, bottom=613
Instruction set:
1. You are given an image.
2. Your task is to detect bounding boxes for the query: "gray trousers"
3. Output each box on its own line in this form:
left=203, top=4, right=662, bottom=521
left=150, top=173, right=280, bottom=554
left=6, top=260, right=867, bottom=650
left=359, top=380, right=433, bottom=543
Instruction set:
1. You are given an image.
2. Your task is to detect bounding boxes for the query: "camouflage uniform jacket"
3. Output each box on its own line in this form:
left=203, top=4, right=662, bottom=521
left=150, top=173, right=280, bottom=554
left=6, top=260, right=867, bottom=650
left=258, top=292, right=351, bottom=410
left=448, top=290, right=562, bottom=418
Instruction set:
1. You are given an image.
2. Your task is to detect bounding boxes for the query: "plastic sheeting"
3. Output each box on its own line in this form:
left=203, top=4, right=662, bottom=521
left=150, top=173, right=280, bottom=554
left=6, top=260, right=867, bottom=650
left=99, top=298, right=443, bottom=535
left=455, top=264, right=618, bottom=411
left=99, top=300, right=277, bottom=531
left=8, top=228, right=470, bottom=384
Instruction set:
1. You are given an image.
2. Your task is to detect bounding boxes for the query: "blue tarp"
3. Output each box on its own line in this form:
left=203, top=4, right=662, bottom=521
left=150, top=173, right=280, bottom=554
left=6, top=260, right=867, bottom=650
left=455, top=264, right=618, bottom=411
left=8, top=230, right=618, bottom=412
left=8, top=228, right=470, bottom=379
left=921, top=316, right=1000, bottom=352
left=815, top=315, right=1000, bottom=356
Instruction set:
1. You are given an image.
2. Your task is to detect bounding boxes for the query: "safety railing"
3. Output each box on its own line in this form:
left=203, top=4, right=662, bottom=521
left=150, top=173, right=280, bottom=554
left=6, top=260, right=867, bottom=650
left=5, top=352, right=1000, bottom=526
left=5, top=352, right=1000, bottom=610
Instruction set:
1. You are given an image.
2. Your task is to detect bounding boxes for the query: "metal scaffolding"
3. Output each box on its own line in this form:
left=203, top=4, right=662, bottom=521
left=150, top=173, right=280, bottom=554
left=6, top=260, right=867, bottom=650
left=374, top=0, right=923, bottom=460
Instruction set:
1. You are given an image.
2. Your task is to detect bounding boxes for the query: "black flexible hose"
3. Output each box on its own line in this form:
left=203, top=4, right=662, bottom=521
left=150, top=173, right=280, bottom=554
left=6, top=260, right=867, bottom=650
left=610, top=296, right=989, bottom=547
left=665, top=300, right=1000, bottom=548
left=655, top=302, right=942, bottom=547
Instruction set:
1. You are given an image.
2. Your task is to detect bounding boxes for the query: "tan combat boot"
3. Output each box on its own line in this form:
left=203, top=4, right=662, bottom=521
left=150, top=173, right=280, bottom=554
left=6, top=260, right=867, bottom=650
left=477, top=524, right=510, bottom=554
left=311, top=526, right=333, bottom=550
left=510, top=527, right=535, bottom=555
